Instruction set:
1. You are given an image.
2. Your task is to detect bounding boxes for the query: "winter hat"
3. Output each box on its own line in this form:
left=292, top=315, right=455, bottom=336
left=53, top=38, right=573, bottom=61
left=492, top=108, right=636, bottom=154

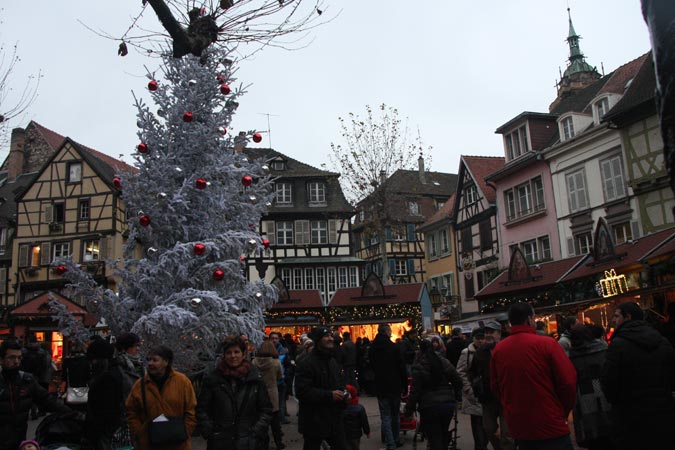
left=19, top=440, right=40, bottom=450
left=115, top=332, right=141, bottom=351
left=346, top=384, right=359, bottom=405
left=86, top=339, right=114, bottom=360
left=309, top=326, right=332, bottom=343
left=484, top=320, right=502, bottom=331
left=471, top=327, right=485, bottom=338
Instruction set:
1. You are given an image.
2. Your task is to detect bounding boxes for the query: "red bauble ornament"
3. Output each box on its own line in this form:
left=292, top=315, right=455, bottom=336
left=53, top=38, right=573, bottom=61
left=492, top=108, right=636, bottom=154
left=195, top=178, right=207, bottom=190
left=216, top=74, right=226, bottom=84
left=220, top=84, right=231, bottom=95
left=193, top=243, right=206, bottom=256
left=242, top=175, right=253, bottom=187
left=113, top=177, right=122, bottom=189
left=252, top=133, right=263, bottom=143
left=213, top=269, right=225, bottom=281
left=183, top=112, right=193, bottom=122
left=262, top=239, right=270, bottom=249
left=54, top=265, right=67, bottom=275
left=139, top=215, right=151, bottom=227
left=137, top=143, right=148, bottom=154
left=148, top=80, right=158, bottom=91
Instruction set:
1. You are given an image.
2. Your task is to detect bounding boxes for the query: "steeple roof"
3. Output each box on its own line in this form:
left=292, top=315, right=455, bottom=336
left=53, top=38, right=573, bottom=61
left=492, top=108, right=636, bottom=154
left=563, top=8, right=597, bottom=78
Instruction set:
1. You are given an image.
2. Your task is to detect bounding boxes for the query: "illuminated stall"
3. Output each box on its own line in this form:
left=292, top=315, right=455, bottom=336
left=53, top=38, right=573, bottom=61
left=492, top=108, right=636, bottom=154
left=327, top=274, right=433, bottom=341
left=264, top=280, right=325, bottom=342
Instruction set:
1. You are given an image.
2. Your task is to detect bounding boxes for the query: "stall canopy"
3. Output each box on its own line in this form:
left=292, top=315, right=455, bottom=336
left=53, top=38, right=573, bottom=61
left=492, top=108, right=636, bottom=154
left=10, top=291, right=97, bottom=326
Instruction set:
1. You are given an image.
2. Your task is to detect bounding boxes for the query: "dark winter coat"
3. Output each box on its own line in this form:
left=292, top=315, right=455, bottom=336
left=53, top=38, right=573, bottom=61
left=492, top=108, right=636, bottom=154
left=0, top=369, right=70, bottom=450
left=115, top=352, right=145, bottom=402
left=20, top=343, right=49, bottom=384
left=196, top=366, right=272, bottom=450
left=405, top=351, right=462, bottom=415
left=398, top=337, right=417, bottom=366
left=343, top=403, right=370, bottom=439
left=490, top=325, right=577, bottom=441
left=86, top=360, right=124, bottom=445
left=444, top=337, right=466, bottom=368
left=339, top=339, right=358, bottom=368
left=467, top=341, right=496, bottom=404
left=601, top=320, right=675, bottom=449
left=295, top=347, right=346, bottom=438
left=569, top=339, right=612, bottom=446
left=368, top=332, right=407, bottom=398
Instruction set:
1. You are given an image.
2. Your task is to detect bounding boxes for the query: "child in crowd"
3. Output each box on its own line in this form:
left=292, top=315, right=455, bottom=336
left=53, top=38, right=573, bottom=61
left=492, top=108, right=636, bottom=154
left=18, top=441, right=39, bottom=450
left=343, top=384, right=370, bottom=450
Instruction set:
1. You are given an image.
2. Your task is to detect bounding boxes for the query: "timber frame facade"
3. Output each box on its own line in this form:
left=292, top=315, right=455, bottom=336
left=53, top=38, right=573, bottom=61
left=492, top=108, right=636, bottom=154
left=243, top=148, right=363, bottom=305
left=453, top=156, right=504, bottom=316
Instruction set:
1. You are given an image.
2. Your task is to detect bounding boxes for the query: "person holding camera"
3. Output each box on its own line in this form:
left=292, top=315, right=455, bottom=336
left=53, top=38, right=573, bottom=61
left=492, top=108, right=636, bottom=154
left=295, top=327, right=349, bottom=450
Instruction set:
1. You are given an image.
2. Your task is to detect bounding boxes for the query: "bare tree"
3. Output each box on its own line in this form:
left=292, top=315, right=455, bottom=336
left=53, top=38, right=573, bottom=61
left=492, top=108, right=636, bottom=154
left=328, top=104, right=432, bottom=283
left=92, top=0, right=330, bottom=59
left=0, top=41, right=41, bottom=149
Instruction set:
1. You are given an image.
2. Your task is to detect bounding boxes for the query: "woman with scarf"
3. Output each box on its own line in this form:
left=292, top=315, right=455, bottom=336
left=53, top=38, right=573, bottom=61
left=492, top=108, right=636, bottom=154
left=125, top=346, right=197, bottom=450
left=197, top=335, right=273, bottom=450
left=404, top=338, right=462, bottom=450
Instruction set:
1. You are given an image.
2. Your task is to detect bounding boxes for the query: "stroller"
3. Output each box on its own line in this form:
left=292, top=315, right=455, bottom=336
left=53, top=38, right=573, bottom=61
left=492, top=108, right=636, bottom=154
left=35, top=411, right=86, bottom=450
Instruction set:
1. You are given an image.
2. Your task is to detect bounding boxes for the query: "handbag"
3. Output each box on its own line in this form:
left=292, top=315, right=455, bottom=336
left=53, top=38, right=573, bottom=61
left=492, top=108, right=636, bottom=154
left=141, top=378, right=188, bottom=445
left=65, top=369, right=89, bottom=405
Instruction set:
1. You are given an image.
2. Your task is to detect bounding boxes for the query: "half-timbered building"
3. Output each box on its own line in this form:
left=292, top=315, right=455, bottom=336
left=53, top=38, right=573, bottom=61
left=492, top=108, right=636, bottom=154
left=453, top=155, right=504, bottom=317
left=243, top=148, right=363, bottom=305
left=352, top=157, right=457, bottom=285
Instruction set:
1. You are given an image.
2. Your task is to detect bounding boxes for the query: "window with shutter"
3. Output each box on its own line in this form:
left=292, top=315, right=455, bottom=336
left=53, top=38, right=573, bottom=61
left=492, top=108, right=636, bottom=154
left=99, top=238, right=108, bottom=259
left=43, top=205, right=53, bottom=224
left=295, top=220, right=310, bottom=245
left=18, top=245, right=29, bottom=267
left=328, top=220, right=338, bottom=244
left=265, top=221, right=276, bottom=245
left=40, top=242, right=51, bottom=265
left=0, top=267, right=6, bottom=294
left=406, top=223, right=416, bottom=241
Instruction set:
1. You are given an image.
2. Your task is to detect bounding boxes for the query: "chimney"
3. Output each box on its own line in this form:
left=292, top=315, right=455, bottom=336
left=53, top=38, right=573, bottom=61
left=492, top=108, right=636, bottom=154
left=8, top=127, right=26, bottom=181
left=418, top=154, right=426, bottom=183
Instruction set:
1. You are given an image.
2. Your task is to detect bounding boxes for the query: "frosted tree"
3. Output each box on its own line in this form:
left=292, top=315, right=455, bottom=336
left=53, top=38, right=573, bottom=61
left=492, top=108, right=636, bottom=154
left=51, top=44, right=277, bottom=373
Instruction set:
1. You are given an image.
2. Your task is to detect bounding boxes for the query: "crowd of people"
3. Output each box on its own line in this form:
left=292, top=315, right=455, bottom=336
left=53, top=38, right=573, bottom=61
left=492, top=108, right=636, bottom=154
left=1, top=301, right=675, bottom=450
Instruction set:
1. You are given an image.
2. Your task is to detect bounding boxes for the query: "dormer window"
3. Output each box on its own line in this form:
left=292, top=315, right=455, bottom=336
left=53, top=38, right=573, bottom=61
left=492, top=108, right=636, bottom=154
left=504, top=125, right=529, bottom=161
left=273, top=160, right=286, bottom=171
left=595, top=98, right=609, bottom=120
left=408, top=201, right=419, bottom=215
left=562, top=117, right=575, bottom=140
left=308, top=182, right=326, bottom=205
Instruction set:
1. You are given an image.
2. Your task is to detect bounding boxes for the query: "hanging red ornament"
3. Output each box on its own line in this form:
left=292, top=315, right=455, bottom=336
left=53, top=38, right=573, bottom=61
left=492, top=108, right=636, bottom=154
left=193, top=243, right=206, bottom=256
left=239, top=255, right=246, bottom=262
left=137, top=143, right=148, bottom=154
left=242, top=175, right=253, bottom=187
left=213, top=269, right=225, bottom=281
left=113, top=177, right=122, bottom=189
left=148, top=80, right=158, bottom=91
left=183, top=112, right=193, bottom=122
left=218, top=126, right=227, bottom=136
left=262, top=239, right=270, bottom=249
left=54, top=265, right=68, bottom=276
left=195, top=178, right=207, bottom=190
left=220, top=84, right=231, bottom=95
left=252, top=133, right=263, bottom=143
left=139, top=215, right=151, bottom=227
left=216, top=74, right=226, bottom=84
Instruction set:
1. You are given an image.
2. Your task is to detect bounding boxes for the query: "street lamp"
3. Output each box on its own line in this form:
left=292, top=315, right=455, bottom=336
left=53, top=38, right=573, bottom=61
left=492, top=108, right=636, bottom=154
left=430, top=286, right=442, bottom=305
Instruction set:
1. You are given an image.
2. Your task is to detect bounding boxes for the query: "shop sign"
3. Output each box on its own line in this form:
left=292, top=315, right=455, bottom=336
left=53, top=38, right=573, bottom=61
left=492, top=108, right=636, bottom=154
left=599, top=269, right=628, bottom=298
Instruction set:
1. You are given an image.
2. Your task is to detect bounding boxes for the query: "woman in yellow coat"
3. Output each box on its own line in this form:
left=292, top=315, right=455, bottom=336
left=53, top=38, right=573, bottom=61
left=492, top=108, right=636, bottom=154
left=125, top=346, right=197, bottom=450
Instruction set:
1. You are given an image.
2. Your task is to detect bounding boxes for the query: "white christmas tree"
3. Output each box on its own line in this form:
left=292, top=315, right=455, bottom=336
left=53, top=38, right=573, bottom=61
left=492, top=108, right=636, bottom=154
left=51, top=45, right=277, bottom=373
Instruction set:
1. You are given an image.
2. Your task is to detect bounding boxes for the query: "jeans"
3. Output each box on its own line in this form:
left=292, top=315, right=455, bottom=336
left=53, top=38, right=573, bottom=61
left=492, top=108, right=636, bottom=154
left=516, top=434, right=574, bottom=450
left=278, top=382, right=288, bottom=423
left=377, top=396, right=401, bottom=450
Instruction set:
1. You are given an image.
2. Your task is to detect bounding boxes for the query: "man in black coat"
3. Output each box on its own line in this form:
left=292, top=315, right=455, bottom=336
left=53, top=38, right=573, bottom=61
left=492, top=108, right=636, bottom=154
left=295, top=326, right=348, bottom=450
left=445, top=328, right=467, bottom=367
left=339, top=331, right=358, bottom=389
left=0, top=340, right=70, bottom=450
left=601, top=302, right=675, bottom=450
left=369, top=324, right=407, bottom=450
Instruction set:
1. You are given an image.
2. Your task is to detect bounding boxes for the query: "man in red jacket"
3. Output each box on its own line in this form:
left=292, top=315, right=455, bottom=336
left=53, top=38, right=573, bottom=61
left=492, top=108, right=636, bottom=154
left=490, top=303, right=577, bottom=450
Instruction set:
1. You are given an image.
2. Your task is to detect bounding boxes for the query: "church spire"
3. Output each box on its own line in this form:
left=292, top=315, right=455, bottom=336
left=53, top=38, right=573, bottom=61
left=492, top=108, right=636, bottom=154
left=550, top=7, right=601, bottom=111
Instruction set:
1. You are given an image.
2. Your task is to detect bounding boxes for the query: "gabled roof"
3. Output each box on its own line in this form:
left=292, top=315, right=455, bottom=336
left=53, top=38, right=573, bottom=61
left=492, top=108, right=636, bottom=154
left=379, top=169, right=458, bottom=197
left=329, top=282, right=424, bottom=307
left=270, top=290, right=323, bottom=310
left=461, top=155, right=504, bottom=204
left=550, top=76, right=610, bottom=115
left=603, top=52, right=656, bottom=125
left=418, top=193, right=455, bottom=232
left=244, top=148, right=337, bottom=178
left=10, top=291, right=97, bottom=326
left=475, top=256, right=585, bottom=299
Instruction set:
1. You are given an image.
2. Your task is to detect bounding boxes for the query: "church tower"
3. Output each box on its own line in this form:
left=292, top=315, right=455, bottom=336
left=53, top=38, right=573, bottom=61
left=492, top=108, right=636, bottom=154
left=550, top=8, right=601, bottom=111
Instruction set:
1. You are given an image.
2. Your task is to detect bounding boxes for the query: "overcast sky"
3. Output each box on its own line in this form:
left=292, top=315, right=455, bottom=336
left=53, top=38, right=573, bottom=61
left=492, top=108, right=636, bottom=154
left=1, top=1, right=651, bottom=175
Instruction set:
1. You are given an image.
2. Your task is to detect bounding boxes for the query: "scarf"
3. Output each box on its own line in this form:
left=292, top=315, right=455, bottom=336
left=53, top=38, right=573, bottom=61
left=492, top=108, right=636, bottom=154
left=218, top=358, right=251, bottom=379
left=119, top=352, right=143, bottom=372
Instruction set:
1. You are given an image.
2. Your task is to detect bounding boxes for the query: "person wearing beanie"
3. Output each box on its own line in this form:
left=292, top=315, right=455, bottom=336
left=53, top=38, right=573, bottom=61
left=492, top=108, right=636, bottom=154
left=18, top=441, right=39, bottom=450
left=342, top=384, right=370, bottom=450
left=295, top=326, right=348, bottom=450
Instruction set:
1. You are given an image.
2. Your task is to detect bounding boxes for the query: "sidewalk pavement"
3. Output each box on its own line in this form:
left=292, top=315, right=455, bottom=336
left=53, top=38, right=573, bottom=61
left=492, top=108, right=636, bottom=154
left=27, top=394, right=476, bottom=450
